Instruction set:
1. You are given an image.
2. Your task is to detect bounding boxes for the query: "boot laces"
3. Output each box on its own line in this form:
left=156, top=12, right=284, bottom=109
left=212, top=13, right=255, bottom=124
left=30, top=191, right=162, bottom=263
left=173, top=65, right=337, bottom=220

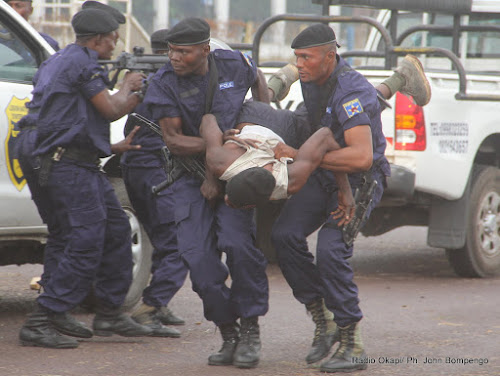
left=239, top=319, right=259, bottom=347
left=336, top=324, right=356, bottom=356
left=308, top=302, right=327, bottom=344
left=219, top=322, right=239, bottom=342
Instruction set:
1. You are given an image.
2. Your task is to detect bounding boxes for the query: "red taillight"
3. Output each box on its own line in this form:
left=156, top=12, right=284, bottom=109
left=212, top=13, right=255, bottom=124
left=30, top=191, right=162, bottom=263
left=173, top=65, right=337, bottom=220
left=394, top=92, right=426, bottom=151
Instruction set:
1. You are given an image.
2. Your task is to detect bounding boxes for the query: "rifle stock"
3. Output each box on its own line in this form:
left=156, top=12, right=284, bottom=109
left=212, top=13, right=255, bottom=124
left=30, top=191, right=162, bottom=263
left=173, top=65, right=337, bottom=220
left=126, top=113, right=206, bottom=194
left=342, top=179, right=378, bottom=247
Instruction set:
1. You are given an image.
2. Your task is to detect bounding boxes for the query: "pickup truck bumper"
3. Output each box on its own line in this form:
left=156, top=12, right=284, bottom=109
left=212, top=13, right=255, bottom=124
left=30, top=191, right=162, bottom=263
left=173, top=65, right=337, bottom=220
left=381, top=164, right=415, bottom=204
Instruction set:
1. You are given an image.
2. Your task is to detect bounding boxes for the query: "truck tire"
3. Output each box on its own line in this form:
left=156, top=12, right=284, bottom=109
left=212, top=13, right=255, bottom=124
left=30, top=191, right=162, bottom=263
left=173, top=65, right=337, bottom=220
left=110, top=177, right=152, bottom=310
left=446, top=165, right=500, bottom=277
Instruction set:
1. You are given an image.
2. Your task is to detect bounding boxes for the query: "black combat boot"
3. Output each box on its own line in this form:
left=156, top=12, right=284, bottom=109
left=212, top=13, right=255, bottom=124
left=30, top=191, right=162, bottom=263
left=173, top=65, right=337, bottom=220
left=93, top=305, right=153, bottom=337
left=49, top=312, right=93, bottom=338
left=233, top=316, right=261, bottom=369
left=208, top=322, right=239, bottom=366
left=305, top=299, right=340, bottom=364
left=131, top=303, right=181, bottom=338
left=320, top=321, right=368, bottom=373
left=19, top=305, right=79, bottom=349
left=155, top=306, right=185, bottom=326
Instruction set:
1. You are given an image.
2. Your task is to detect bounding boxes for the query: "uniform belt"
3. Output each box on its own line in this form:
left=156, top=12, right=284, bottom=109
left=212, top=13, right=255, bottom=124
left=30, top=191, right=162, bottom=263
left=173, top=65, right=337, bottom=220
left=38, top=147, right=100, bottom=187
left=53, top=147, right=100, bottom=164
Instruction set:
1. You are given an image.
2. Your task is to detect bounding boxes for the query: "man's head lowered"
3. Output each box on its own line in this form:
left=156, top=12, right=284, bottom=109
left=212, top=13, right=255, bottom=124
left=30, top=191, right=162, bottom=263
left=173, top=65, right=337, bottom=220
left=225, top=167, right=276, bottom=208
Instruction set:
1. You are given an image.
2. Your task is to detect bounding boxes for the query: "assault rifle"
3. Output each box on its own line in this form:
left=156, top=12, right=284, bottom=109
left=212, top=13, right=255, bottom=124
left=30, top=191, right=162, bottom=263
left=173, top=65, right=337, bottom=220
left=99, top=46, right=169, bottom=89
left=342, top=178, right=378, bottom=247
left=125, top=113, right=206, bottom=194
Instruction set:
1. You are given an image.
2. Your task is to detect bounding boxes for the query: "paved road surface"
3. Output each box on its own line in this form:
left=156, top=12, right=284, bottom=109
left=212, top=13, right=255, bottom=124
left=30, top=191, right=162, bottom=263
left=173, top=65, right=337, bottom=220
left=0, top=226, right=499, bottom=376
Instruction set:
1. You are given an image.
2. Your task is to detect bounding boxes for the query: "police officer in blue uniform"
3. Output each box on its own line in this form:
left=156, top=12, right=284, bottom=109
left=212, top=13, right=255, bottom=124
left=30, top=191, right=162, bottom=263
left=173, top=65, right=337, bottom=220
left=15, top=99, right=141, bottom=295
left=14, top=0, right=131, bottom=297
left=4, top=0, right=60, bottom=50
left=149, top=28, right=170, bottom=54
left=121, top=30, right=186, bottom=338
left=143, top=17, right=269, bottom=368
left=18, top=7, right=153, bottom=349
left=270, top=24, right=391, bottom=373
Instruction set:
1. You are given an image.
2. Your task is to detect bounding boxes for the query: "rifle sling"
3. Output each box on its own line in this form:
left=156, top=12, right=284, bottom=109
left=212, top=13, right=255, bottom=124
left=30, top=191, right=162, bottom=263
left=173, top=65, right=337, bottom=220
left=306, top=64, right=352, bottom=131
left=205, top=53, right=219, bottom=115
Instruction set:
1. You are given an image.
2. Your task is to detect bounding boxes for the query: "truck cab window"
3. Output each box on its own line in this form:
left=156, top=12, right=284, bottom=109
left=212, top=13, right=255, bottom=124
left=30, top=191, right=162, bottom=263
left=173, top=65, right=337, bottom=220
left=0, top=20, right=37, bottom=82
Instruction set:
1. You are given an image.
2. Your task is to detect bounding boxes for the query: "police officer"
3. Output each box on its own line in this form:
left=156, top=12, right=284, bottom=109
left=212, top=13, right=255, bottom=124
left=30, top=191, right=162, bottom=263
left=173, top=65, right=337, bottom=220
left=15, top=95, right=141, bottom=293
left=4, top=0, right=60, bottom=50
left=14, top=0, right=132, bottom=310
left=18, top=7, right=152, bottom=349
left=150, top=28, right=169, bottom=54
left=143, top=17, right=269, bottom=368
left=269, top=24, right=391, bottom=373
left=121, top=29, right=186, bottom=337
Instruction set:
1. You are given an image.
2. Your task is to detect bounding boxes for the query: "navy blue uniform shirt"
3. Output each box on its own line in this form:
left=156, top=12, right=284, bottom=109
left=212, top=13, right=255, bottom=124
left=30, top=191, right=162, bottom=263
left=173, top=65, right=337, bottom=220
left=120, top=70, right=169, bottom=168
left=301, top=55, right=391, bottom=180
left=120, top=101, right=165, bottom=168
left=144, top=49, right=258, bottom=138
left=30, top=43, right=111, bottom=157
left=39, top=32, right=60, bottom=51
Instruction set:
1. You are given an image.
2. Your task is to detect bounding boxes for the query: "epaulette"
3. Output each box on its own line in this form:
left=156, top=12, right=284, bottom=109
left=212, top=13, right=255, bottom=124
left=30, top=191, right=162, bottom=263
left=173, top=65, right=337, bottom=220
left=211, top=49, right=241, bottom=60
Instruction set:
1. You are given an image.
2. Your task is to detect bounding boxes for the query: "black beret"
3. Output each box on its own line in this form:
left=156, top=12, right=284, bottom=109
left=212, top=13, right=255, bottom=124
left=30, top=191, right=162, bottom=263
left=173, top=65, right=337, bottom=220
left=167, top=17, right=210, bottom=46
left=82, top=1, right=126, bottom=24
left=226, top=167, right=276, bottom=208
left=150, top=28, right=169, bottom=51
left=71, top=8, right=119, bottom=36
left=291, top=23, right=341, bottom=49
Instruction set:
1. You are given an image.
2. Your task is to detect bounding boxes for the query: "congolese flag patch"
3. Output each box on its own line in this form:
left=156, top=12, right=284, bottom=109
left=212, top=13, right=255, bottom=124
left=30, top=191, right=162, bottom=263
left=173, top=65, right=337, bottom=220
left=343, top=98, right=363, bottom=118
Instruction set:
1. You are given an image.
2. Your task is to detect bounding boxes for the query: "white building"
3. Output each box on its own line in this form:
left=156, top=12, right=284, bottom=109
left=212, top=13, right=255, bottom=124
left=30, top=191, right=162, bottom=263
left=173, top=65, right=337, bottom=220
left=30, top=0, right=149, bottom=53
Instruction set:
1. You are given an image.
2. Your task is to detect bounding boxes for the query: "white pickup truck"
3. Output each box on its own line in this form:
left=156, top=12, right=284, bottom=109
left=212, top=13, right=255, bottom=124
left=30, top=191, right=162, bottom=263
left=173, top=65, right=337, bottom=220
left=0, top=2, right=152, bottom=309
left=255, top=0, right=500, bottom=277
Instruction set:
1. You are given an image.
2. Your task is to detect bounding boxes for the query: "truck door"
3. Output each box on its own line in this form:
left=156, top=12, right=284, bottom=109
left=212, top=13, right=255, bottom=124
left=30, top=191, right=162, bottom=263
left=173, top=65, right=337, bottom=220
left=0, top=9, right=49, bottom=230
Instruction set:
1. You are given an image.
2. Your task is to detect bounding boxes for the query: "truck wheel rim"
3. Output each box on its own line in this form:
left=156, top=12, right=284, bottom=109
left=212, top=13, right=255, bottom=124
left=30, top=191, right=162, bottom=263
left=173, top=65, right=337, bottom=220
left=477, top=191, right=500, bottom=258
left=124, top=207, right=143, bottom=278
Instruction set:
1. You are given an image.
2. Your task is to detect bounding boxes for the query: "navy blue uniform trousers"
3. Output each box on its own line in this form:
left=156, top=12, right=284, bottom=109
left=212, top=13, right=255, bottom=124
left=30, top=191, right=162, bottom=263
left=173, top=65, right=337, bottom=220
left=172, top=175, right=269, bottom=325
left=14, top=128, right=66, bottom=288
left=37, top=160, right=133, bottom=312
left=271, top=170, right=385, bottom=327
left=122, top=159, right=188, bottom=308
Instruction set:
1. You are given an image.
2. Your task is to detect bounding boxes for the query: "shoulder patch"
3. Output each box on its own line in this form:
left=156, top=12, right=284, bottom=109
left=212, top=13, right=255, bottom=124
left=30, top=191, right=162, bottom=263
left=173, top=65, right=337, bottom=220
left=242, top=52, right=253, bottom=67
left=343, top=98, right=363, bottom=118
left=212, top=49, right=239, bottom=60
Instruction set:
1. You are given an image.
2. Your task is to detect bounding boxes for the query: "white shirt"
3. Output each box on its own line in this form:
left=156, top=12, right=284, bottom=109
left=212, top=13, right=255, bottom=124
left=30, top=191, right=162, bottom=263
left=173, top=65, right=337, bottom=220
left=219, top=125, right=292, bottom=200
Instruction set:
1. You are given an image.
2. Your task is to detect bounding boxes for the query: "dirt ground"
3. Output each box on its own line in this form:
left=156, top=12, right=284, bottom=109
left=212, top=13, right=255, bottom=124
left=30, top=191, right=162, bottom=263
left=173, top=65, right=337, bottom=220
left=1, top=227, right=499, bottom=376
